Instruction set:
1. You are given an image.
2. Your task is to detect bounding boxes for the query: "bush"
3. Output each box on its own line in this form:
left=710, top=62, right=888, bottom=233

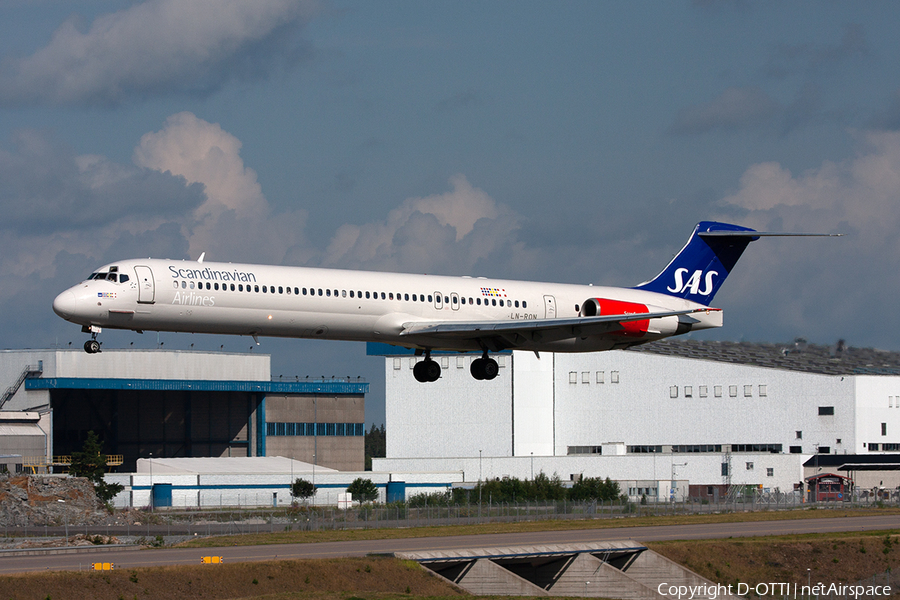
left=290, top=478, right=316, bottom=501
left=470, top=472, right=568, bottom=503
left=408, top=491, right=452, bottom=507
left=569, top=477, right=621, bottom=502
left=347, top=477, right=378, bottom=503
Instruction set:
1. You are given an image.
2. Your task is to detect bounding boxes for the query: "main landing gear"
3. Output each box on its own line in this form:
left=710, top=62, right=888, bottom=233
left=82, top=326, right=102, bottom=354
left=470, top=351, right=499, bottom=381
left=413, top=351, right=441, bottom=383
left=413, top=349, right=500, bottom=383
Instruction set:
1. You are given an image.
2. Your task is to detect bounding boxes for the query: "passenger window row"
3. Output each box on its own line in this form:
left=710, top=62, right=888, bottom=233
left=171, top=279, right=527, bottom=308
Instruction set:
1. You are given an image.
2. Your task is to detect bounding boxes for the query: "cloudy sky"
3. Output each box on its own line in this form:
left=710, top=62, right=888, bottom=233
left=2, top=1, right=900, bottom=424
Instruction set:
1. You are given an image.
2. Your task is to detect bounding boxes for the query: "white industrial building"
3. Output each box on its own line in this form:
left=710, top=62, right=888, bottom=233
left=105, top=457, right=456, bottom=508
left=371, top=340, right=900, bottom=501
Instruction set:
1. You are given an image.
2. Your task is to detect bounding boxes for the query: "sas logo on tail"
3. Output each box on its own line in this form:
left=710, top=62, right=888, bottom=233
left=667, top=269, right=717, bottom=296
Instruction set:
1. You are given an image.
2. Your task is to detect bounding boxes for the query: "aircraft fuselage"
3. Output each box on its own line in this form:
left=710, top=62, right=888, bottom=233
left=53, top=258, right=719, bottom=354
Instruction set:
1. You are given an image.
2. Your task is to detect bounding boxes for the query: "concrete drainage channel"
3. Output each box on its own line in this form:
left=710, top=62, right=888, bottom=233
left=397, top=540, right=740, bottom=599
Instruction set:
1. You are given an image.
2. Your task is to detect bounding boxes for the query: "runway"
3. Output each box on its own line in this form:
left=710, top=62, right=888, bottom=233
left=2, top=514, right=898, bottom=574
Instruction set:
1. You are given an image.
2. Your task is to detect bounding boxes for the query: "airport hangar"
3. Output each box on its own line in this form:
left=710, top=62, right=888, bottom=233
left=0, top=348, right=454, bottom=507
left=0, top=349, right=368, bottom=474
left=371, top=339, right=900, bottom=501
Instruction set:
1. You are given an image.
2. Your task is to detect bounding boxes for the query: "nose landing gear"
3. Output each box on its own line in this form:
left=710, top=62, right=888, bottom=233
left=82, top=326, right=102, bottom=354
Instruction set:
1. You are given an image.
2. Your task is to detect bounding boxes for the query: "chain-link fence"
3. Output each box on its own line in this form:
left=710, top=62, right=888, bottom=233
left=3, top=494, right=897, bottom=541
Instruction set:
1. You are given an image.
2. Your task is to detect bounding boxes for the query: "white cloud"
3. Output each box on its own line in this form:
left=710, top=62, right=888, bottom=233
left=322, top=174, right=517, bottom=273
left=723, top=160, right=841, bottom=212
left=722, top=130, right=900, bottom=231
left=712, top=130, right=900, bottom=347
left=0, top=0, right=316, bottom=106
left=134, top=112, right=308, bottom=263
left=134, top=112, right=267, bottom=216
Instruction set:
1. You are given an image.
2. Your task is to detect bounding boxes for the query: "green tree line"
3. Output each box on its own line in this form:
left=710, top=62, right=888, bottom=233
left=408, top=472, right=623, bottom=506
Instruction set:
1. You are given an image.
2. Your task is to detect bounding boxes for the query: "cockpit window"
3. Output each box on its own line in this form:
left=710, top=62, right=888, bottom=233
left=86, top=271, right=128, bottom=283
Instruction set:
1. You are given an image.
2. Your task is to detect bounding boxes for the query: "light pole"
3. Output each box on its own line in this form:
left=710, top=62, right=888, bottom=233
left=313, top=398, right=318, bottom=505
left=148, top=452, right=153, bottom=511
left=530, top=452, right=534, bottom=480
left=478, top=450, right=483, bottom=506
left=813, top=444, right=820, bottom=503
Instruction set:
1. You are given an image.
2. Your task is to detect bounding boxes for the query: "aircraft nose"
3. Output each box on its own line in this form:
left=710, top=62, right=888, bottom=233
left=53, top=291, right=77, bottom=319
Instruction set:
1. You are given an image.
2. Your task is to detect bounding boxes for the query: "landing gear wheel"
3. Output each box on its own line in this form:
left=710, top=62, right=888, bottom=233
left=413, top=359, right=441, bottom=383
left=470, top=356, right=499, bottom=380
left=84, top=339, right=101, bottom=354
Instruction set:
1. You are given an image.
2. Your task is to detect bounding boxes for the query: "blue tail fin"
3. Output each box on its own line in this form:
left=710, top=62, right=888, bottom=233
left=633, top=221, right=758, bottom=305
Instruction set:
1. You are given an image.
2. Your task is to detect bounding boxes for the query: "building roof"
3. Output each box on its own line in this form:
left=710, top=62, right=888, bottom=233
left=0, top=423, right=44, bottom=437
left=628, top=339, right=900, bottom=376
left=135, top=456, right=339, bottom=475
left=0, top=412, right=40, bottom=422
left=26, top=377, right=368, bottom=395
left=803, top=454, right=900, bottom=468
left=366, top=342, right=511, bottom=356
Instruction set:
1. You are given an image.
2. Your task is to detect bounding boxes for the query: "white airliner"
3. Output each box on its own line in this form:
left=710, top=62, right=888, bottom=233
left=52, top=221, right=835, bottom=383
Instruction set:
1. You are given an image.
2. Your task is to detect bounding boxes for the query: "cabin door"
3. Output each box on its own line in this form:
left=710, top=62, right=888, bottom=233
left=135, top=266, right=155, bottom=304
left=543, top=295, right=557, bottom=319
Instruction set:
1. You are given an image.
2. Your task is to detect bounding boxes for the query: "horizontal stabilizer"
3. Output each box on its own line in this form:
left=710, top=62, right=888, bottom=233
left=699, top=231, right=842, bottom=237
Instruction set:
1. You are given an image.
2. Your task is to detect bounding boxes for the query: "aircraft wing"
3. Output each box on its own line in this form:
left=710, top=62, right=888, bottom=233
left=399, top=307, right=719, bottom=351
